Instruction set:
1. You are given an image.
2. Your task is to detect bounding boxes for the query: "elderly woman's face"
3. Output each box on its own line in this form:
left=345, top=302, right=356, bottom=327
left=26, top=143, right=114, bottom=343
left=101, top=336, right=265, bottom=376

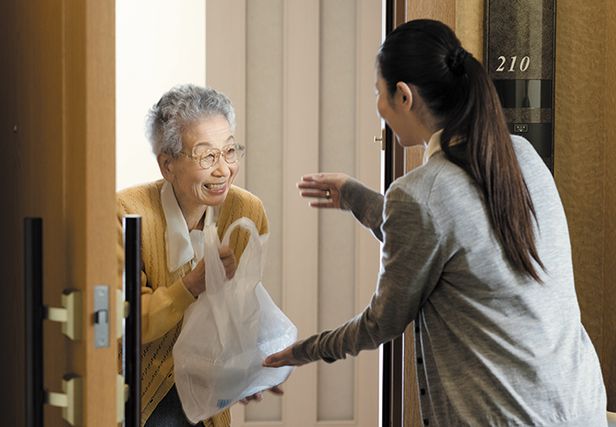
left=168, top=115, right=239, bottom=209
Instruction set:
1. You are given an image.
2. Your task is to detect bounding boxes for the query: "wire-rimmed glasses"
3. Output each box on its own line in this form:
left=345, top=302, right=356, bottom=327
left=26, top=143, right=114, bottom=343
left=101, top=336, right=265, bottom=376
left=178, top=143, right=246, bottom=170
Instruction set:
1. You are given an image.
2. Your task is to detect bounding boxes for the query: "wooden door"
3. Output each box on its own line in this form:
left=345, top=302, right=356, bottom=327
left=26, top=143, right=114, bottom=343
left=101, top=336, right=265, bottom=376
left=0, top=1, right=117, bottom=426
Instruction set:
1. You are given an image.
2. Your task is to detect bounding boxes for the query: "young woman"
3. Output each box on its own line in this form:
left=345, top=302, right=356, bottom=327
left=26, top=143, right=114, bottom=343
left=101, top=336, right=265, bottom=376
left=265, top=20, right=607, bottom=426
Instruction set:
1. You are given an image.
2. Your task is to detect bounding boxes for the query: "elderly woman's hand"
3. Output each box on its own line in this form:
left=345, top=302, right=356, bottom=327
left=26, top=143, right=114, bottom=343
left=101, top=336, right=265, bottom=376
left=182, top=245, right=237, bottom=297
left=297, top=173, right=350, bottom=210
left=218, top=245, right=237, bottom=280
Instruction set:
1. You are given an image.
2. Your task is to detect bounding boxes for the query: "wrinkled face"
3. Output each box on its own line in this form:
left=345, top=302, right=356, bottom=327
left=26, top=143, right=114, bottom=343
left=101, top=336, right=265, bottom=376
left=166, top=115, right=239, bottom=210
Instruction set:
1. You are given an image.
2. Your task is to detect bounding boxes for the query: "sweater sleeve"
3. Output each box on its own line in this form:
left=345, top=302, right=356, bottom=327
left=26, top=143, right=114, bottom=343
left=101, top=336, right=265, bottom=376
left=116, top=197, right=196, bottom=345
left=340, top=178, right=385, bottom=241
left=139, top=276, right=195, bottom=344
left=292, top=188, right=446, bottom=363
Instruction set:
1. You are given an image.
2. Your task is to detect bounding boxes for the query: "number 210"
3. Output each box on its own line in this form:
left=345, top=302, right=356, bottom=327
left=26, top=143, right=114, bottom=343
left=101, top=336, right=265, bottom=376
left=496, top=55, right=530, bottom=72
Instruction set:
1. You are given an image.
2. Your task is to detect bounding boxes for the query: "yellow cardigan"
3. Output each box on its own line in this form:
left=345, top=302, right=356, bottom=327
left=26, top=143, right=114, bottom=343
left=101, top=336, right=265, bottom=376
left=117, top=180, right=269, bottom=427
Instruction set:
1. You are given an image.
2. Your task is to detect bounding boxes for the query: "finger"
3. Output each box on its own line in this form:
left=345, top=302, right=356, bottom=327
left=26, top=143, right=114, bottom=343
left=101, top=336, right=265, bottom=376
left=308, top=201, right=336, bottom=209
left=220, top=252, right=236, bottom=267
left=265, top=353, right=299, bottom=368
left=300, top=173, right=322, bottom=182
left=263, top=353, right=286, bottom=368
left=269, top=385, right=284, bottom=395
left=225, top=264, right=237, bottom=280
left=299, top=190, right=333, bottom=199
left=218, top=245, right=233, bottom=258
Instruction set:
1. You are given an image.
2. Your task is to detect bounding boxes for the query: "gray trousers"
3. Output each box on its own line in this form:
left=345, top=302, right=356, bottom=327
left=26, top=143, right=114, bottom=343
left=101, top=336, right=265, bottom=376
left=144, top=385, right=194, bottom=427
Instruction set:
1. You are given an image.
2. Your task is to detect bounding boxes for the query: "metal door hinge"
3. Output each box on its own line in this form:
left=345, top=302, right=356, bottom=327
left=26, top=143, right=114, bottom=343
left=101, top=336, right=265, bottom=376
left=117, top=374, right=129, bottom=423
left=116, top=289, right=130, bottom=339
left=45, top=375, right=82, bottom=426
left=45, top=290, right=82, bottom=340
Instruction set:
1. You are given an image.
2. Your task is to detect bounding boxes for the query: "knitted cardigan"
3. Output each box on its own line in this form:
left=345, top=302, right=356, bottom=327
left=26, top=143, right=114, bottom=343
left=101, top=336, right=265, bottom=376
left=117, top=180, right=269, bottom=426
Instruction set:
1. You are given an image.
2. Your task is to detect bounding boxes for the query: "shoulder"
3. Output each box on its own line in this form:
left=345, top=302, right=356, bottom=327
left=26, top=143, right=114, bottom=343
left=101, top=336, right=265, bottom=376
left=387, top=154, right=466, bottom=207
left=221, top=186, right=269, bottom=234
left=509, top=135, right=554, bottom=184
left=510, top=134, right=541, bottom=162
left=225, top=185, right=266, bottom=213
left=117, top=180, right=164, bottom=215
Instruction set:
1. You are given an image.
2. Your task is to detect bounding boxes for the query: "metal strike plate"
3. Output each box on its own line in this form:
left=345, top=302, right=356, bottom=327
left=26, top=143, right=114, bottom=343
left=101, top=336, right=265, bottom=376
left=45, top=290, right=82, bottom=340
left=93, top=285, right=109, bottom=348
left=46, top=375, right=83, bottom=426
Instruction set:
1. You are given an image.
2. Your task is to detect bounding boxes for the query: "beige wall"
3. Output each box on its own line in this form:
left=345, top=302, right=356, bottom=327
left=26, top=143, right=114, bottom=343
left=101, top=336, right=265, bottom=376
left=115, top=0, right=206, bottom=191
left=206, top=1, right=382, bottom=425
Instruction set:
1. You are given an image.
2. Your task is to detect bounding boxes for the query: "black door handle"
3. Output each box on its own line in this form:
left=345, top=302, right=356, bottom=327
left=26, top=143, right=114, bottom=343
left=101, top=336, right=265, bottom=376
left=123, top=215, right=142, bottom=427
left=24, top=217, right=44, bottom=427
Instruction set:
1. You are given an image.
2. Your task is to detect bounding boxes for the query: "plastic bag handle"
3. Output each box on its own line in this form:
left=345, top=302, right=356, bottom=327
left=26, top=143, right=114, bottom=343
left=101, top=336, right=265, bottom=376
left=220, top=217, right=262, bottom=248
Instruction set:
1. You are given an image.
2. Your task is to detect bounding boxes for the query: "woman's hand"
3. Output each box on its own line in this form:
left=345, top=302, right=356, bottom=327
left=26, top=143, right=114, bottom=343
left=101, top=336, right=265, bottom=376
left=182, top=245, right=237, bottom=297
left=297, top=173, right=350, bottom=210
left=239, top=385, right=284, bottom=405
left=218, top=245, right=237, bottom=280
left=262, top=344, right=306, bottom=368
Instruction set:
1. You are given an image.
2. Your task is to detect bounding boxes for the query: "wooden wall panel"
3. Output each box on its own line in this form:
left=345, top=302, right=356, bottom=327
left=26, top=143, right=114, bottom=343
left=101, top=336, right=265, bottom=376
left=603, top=0, right=616, bottom=411
left=554, top=1, right=616, bottom=409
left=455, top=0, right=484, bottom=61
left=407, top=0, right=455, bottom=28
left=554, top=1, right=606, bottom=348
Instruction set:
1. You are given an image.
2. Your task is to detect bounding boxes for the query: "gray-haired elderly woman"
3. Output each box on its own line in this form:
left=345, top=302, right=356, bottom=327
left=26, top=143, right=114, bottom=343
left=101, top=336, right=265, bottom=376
left=117, top=84, right=279, bottom=427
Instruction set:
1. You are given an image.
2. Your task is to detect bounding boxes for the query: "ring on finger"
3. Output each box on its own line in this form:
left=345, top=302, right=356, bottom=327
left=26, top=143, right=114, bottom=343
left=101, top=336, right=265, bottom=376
left=324, top=189, right=331, bottom=199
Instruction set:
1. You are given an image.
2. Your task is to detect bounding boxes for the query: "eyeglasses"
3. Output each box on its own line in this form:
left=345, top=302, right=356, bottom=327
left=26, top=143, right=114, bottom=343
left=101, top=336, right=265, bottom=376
left=178, top=143, right=246, bottom=170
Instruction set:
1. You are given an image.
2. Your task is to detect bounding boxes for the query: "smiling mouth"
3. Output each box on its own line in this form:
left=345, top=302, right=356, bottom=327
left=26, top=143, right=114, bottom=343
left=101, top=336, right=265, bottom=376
left=204, top=182, right=226, bottom=191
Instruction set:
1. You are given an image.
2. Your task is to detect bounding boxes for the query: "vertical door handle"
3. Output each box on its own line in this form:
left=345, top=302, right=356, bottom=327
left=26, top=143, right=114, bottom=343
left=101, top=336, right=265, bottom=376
left=123, top=215, right=142, bottom=427
left=24, top=218, right=44, bottom=427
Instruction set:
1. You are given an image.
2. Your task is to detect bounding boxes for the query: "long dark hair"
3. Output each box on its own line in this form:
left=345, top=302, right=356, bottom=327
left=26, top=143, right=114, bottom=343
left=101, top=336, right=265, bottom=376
left=378, top=19, right=544, bottom=281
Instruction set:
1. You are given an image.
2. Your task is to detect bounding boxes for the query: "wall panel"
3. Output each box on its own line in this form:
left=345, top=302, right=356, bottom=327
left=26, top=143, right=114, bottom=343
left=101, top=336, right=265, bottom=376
left=554, top=1, right=606, bottom=349
left=603, top=0, right=616, bottom=410
left=209, top=0, right=381, bottom=425
left=318, top=0, right=357, bottom=420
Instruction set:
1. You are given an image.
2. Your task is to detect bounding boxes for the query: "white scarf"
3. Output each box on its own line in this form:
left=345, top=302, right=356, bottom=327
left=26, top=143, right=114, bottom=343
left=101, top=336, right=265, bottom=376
left=160, top=180, right=217, bottom=272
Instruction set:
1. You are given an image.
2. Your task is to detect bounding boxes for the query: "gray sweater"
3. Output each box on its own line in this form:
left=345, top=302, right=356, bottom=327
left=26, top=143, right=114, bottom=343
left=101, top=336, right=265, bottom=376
left=292, top=136, right=607, bottom=426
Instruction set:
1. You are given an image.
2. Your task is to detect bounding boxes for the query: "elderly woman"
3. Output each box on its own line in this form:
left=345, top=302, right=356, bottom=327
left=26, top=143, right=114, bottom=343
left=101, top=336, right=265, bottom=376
left=117, top=84, right=272, bottom=426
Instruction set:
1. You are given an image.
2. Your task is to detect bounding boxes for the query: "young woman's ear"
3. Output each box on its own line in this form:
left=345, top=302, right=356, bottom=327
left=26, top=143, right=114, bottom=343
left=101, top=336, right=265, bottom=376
left=395, top=82, right=414, bottom=111
left=157, top=153, right=175, bottom=182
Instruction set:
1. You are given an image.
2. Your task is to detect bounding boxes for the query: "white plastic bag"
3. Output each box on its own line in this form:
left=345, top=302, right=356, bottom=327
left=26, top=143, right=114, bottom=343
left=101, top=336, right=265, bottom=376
left=173, top=216, right=297, bottom=423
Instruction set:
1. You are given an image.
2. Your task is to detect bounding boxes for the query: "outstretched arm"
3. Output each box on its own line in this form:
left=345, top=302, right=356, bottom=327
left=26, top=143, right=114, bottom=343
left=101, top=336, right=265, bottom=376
left=298, top=173, right=385, bottom=241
